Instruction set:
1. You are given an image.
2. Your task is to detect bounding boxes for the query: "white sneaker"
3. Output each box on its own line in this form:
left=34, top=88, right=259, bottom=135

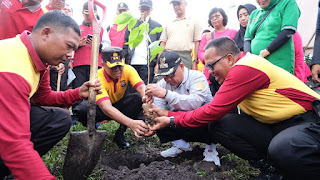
left=160, top=145, right=193, bottom=158
left=203, top=149, right=221, bottom=166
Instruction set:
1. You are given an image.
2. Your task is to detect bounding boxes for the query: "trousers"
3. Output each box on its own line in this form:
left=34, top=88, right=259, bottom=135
left=0, top=103, right=71, bottom=178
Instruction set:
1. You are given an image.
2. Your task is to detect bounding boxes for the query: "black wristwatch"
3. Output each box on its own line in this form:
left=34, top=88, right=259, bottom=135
left=169, top=116, right=176, bottom=128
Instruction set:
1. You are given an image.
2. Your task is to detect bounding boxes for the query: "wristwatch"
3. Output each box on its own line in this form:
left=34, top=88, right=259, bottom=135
left=193, top=59, right=199, bottom=64
left=169, top=116, right=176, bottom=128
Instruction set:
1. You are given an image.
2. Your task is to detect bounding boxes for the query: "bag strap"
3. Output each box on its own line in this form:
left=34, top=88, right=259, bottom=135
left=253, top=4, right=277, bottom=38
left=211, top=31, right=214, bottom=40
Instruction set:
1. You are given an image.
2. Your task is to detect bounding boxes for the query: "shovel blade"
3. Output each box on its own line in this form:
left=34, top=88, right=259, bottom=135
left=63, top=130, right=107, bottom=180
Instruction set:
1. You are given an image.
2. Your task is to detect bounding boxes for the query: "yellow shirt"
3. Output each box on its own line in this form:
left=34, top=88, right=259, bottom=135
left=96, top=65, right=144, bottom=104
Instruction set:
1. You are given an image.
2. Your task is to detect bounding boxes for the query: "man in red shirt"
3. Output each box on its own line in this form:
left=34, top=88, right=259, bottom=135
left=148, top=37, right=320, bottom=179
left=0, top=0, right=44, bottom=40
left=43, top=0, right=65, bottom=12
left=107, top=2, right=129, bottom=48
left=0, top=11, right=101, bottom=179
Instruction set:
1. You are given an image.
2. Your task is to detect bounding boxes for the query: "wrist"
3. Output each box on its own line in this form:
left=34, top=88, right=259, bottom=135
left=193, top=59, right=199, bottom=64
left=169, top=116, right=176, bottom=128
left=163, top=89, right=168, bottom=99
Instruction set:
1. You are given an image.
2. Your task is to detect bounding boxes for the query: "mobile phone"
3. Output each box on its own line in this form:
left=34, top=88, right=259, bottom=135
left=86, top=34, right=93, bottom=44
left=87, top=34, right=93, bottom=40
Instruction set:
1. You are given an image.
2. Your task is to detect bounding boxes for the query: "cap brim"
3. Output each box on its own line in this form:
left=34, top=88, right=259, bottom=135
left=106, top=60, right=125, bottom=68
left=155, top=66, right=177, bottom=77
left=139, top=4, right=152, bottom=8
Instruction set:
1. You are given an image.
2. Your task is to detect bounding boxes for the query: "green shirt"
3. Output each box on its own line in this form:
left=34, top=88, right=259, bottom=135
left=244, top=0, right=300, bottom=74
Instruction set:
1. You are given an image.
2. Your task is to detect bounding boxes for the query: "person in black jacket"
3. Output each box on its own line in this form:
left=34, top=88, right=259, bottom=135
left=123, top=0, right=162, bottom=84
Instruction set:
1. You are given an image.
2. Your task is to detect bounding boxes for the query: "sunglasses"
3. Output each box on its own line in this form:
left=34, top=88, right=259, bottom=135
left=205, top=53, right=230, bottom=71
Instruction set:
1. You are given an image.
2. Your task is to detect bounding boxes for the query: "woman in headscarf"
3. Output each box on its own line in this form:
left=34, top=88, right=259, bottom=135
left=234, top=4, right=257, bottom=52
left=244, top=0, right=300, bottom=74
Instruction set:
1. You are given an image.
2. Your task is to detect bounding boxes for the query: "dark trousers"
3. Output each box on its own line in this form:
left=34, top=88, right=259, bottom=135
left=73, top=93, right=143, bottom=126
left=156, top=126, right=213, bottom=144
left=0, top=104, right=71, bottom=179
left=210, top=112, right=320, bottom=179
left=72, top=65, right=91, bottom=89
left=50, top=60, right=69, bottom=91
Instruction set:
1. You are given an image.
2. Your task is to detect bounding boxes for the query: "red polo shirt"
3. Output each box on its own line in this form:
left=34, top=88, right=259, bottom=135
left=0, top=0, right=44, bottom=40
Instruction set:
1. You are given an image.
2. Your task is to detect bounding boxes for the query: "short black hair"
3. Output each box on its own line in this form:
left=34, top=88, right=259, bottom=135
left=205, top=37, right=240, bottom=56
left=33, top=10, right=81, bottom=36
left=208, top=7, right=228, bottom=27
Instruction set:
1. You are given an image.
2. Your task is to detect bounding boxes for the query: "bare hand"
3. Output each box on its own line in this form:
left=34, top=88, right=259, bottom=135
left=128, top=120, right=149, bottom=138
left=79, top=78, right=102, bottom=98
left=79, top=36, right=87, bottom=47
left=68, top=61, right=73, bottom=70
left=312, top=64, right=320, bottom=83
left=149, top=106, right=168, bottom=117
left=52, top=63, right=65, bottom=75
left=145, top=84, right=166, bottom=98
left=148, top=116, right=170, bottom=131
left=192, top=61, right=198, bottom=70
left=143, top=129, right=156, bottom=137
left=86, top=37, right=93, bottom=45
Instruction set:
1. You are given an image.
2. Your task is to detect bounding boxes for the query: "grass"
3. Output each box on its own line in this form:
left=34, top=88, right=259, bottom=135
left=42, top=121, right=259, bottom=179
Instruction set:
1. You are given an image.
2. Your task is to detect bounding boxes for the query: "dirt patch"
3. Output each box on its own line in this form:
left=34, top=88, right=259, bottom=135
left=93, top=134, right=259, bottom=180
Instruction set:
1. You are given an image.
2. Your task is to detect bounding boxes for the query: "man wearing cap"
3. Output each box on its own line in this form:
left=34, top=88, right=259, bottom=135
left=145, top=51, right=220, bottom=165
left=158, top=0, right=202, bottom=70
left=123, top=0, right=162, bottom=84
left=107, top=2, right=129, bottom=48
left=74, top=47, right=149, bottom=149
left=71, top=2, right=105, bottom=91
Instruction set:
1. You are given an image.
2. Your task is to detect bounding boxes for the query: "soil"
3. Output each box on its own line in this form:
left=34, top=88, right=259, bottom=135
left=92, top=134, right=258, bottom=180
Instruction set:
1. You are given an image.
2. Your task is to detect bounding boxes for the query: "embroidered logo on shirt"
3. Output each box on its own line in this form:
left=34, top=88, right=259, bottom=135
left=196, top=81, right=205, bottom=91
left=120, top=80, right=126, bottom=87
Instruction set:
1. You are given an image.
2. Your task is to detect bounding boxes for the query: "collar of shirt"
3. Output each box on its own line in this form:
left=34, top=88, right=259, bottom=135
left=20, top=30, right=48, bottom=72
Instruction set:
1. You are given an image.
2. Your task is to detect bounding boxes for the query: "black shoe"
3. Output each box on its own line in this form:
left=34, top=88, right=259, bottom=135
left=113, top=125, right=130, bottom=149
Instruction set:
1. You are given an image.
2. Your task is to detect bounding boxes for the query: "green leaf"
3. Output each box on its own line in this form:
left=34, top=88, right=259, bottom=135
left=150, top=55, right=156, bottom=62
left=128, top=18, right=137, bottom=31
left=148, top=40, right=161, bottom=51
left=150, top=46, right=164, bottom=58
left=132, top=34, right=144, bottom=49
left=114, top=12, right=133, bottom=25
left=129, top=28, right=140, bottom=42
left=150, top=27, right=163, bottom=35
left=117, top=23, right=127, bottom=31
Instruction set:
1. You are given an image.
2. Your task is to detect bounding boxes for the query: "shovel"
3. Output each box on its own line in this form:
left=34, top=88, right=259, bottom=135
left=63, top=1, right=107, bottom=179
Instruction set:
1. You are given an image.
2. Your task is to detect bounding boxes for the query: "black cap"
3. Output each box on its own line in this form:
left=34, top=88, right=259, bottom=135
left=117, top=2, right=129, bottom=11
left=170, top=0, right=183, bottom=3
left=83, top=2, right=97, bottom=15
left=140, top=0, right=152, bottom=8
left=102, top=47, right=125, bottom=68
left=155, top=51, right=181, bottom=77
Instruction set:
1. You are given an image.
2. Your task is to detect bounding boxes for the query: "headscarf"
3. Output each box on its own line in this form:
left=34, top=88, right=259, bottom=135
left=234, top=4, right=257, bottom=51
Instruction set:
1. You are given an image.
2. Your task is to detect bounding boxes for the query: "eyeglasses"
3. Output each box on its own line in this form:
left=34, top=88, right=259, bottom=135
left=205, top=54, right=230, bottom=71
left=210, top=14, right=221, bottom=20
